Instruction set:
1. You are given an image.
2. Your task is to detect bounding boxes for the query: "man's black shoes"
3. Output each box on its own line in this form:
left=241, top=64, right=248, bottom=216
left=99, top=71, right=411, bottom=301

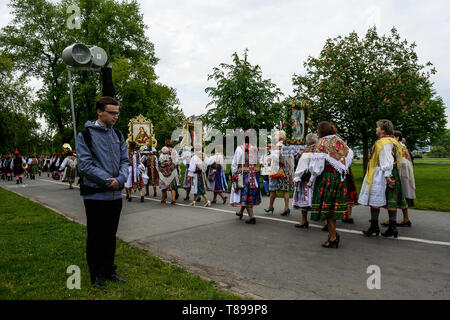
left=92, top=274, right=126, bottom=288
left=92, top=276, right=106, bottom=289
left=105, top=273, right=127, bottom=283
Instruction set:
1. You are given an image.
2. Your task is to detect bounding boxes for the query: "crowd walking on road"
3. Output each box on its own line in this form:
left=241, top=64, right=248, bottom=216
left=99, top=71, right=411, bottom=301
left=1, top=96, right=419, bottom=287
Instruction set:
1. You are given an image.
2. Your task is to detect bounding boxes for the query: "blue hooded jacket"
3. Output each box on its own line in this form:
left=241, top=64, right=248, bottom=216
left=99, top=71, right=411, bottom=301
left=76, top=120, right=129, bottom=200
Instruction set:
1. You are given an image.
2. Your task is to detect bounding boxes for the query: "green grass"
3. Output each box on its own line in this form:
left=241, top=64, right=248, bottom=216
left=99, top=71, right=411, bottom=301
left=351, top=164, right=450, bottom=212
left=0, top=187, right=244, bottom=300
left=413, top=158, right=450, bottom=163
left=352, top=158, right=450, bottom=164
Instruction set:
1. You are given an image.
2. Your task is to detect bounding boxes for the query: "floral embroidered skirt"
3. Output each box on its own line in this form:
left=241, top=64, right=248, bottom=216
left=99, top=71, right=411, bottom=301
left=311, top=170, right=348, bottom=221
left=195, top=173, right=206, bottom=197
left=231, top=172, right=261, bottom=207
left=30, top=164, right=39, bottom=175
left=385, top=167, right=408, bottom=210
left=63, top=167, right=77, bottom=184
left=269, top=176, right=293, bottom=192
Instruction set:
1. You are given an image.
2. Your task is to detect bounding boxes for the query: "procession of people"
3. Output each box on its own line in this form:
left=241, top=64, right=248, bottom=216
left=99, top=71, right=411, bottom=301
left=0, top=116, right=418, bottom=252
left=0, top=94, right=420, bottom=291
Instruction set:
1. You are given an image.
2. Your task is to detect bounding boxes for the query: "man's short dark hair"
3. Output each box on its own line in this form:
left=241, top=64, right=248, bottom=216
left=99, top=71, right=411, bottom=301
left=96, top=96, right=119, bottom=111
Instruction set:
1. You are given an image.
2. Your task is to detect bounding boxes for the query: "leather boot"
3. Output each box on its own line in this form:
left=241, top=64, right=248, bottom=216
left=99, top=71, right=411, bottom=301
left=381, top=223, right=399, bottom=238
left=362, top=220, right=380, bottom=237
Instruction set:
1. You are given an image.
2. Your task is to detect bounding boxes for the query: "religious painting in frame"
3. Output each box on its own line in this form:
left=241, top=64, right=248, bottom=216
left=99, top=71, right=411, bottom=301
left=127, top=114, right=157, bottom=148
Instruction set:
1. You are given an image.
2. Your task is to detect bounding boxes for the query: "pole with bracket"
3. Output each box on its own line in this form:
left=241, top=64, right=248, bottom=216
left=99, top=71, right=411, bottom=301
left=67, top=67, right=77, bottom=142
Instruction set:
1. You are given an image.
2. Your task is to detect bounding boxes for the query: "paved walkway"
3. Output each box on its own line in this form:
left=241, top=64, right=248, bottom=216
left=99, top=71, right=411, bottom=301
left=1, top=176, right=449, bottom=299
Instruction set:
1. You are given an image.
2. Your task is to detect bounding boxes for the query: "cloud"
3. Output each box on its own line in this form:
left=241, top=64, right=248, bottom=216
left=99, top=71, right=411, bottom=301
left=140, top=0, right=449, bottom=125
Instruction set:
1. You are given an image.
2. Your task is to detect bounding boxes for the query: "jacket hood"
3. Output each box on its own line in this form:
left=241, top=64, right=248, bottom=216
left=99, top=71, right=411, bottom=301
left=84, top=120, right=112, bottom=131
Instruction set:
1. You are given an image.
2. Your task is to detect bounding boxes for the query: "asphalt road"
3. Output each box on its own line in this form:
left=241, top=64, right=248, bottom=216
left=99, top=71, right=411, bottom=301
left=1, top=176, right=449, bottom=300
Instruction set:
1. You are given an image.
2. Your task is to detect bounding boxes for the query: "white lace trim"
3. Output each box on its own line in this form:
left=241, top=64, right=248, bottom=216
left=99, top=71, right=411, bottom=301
left=313, top=148, right=354, bottom=175
left=301, top=152, right=314, bottom=159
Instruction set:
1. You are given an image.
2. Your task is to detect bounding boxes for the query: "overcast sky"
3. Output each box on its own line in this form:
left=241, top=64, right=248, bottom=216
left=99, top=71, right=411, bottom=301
left=1, top=0, right=449, bottom=128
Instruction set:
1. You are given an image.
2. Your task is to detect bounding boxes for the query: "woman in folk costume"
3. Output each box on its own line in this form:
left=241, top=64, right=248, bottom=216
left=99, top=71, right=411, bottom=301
left=49, top=153, right=61, bottom=179
left=381, top=131, right=415, bottom=228
left=59, top=151, right=78, bottom=189
left=230, top=136, right=261, bottom=224
left=292, top=133, right=318, bottom=228
left=308, top=122, right=354, bottom=248
left=264, top=130, right=295, bottom=216
left=359, top=120, right=408, bottom=238
left=205, top=145, right=228, bottom=204
left=165, top=140, right=181, bottom=200
left=142, top=147, right=159, bottom=197
left=158, top=146, right=179, bottom=205
left=28, top=155, right=39, bottom=180
left=125, top=141, right=146, bottom=203
left=11, top=150, right=26, bottom=184
left=188, top=147, right=211, bottom=207
left=181, top=145, right=193, bottom=201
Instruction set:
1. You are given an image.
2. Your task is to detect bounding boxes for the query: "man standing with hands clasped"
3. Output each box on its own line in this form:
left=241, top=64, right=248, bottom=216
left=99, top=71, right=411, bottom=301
left=76, top=96, right=129, bottom=289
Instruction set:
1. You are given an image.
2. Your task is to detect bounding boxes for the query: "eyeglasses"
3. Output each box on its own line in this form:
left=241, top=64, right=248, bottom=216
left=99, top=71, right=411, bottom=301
left=105, top=110, right=120, bottom=116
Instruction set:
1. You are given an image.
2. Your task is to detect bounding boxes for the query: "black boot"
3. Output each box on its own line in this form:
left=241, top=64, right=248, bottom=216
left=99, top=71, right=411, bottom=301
left=381, top=223, right=398, bottom=238
left=363, top=220, right=380, bottom=237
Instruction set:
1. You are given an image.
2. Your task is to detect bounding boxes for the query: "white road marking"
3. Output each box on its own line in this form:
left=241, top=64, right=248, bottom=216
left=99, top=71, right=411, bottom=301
left=4, top=178, right=450, bottom=248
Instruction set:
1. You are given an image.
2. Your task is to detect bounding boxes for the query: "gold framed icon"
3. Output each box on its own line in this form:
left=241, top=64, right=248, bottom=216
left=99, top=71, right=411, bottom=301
left=127, top=114, right=157, bottom=148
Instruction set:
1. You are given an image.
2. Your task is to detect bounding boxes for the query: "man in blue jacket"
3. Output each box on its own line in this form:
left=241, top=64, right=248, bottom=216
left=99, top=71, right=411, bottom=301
left=76, top=96, right=129, bottom=289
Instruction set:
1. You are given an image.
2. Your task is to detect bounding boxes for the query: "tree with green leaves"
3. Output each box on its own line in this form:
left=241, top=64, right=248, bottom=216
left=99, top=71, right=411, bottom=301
left=432, top=129, right=450, bottom=154
left=292, top=26, right=447, bottom=171
left=0, top=53, right=39, bottom=154
left=0, top=0, right=181, bottom=146
left=111, top=57, right=185, bottom=144
left=202, top=49, right=284, bottom=133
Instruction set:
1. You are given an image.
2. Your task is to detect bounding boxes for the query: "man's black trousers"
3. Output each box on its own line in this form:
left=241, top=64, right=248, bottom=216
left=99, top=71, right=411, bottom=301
left=83, top=199, right=122, bottom=282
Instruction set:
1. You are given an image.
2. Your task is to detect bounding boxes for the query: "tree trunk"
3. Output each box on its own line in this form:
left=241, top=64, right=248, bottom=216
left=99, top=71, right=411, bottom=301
left=56, top=114, right=64, bottom=136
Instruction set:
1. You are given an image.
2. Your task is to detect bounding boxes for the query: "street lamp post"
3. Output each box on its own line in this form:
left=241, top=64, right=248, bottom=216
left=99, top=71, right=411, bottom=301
left=67, top=68, right=77, bottom=144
